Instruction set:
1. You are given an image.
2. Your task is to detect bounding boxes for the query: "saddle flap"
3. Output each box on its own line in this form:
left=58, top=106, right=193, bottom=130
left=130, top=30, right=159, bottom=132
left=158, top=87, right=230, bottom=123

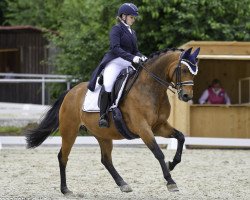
left=111, top=66, right=136, bottom=105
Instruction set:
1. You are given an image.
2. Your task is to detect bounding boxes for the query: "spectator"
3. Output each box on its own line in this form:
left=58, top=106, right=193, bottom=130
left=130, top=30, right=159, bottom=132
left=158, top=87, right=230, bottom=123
left=199, top=79, right=231, bottom=105
left=4, top=66, right=14, bottom=79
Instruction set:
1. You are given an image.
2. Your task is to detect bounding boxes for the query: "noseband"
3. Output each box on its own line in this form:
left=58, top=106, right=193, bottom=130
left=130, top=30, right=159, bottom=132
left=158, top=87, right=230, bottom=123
left=139, top=52, right=194, bottom=94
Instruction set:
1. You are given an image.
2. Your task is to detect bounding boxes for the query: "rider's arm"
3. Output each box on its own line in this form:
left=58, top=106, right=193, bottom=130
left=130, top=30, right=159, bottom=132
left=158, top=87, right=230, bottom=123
left=199, top=90, right=209, bottom=104
left=109, top=25, right=135, bottom=62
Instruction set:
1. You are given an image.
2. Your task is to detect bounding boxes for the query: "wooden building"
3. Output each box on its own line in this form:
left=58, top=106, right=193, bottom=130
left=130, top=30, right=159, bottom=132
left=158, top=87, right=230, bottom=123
left=0, top=26, right=51, bottom=104
left=169, top=41, right=250, bottom=139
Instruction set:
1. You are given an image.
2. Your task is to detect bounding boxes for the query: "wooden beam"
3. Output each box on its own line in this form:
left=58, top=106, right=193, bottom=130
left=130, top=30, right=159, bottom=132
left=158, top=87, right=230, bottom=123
left=0, top=49, right=19, bottom=53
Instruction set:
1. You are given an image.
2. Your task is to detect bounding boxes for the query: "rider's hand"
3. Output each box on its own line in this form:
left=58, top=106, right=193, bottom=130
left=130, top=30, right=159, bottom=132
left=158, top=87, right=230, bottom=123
left=141, top=56, right=148, bottom=62
left=133, top=56, right=141, bottom=64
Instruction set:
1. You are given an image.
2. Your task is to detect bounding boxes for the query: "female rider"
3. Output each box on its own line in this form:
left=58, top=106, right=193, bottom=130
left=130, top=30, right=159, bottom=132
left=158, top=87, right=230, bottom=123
left=88, top=3, right=147, bottom=128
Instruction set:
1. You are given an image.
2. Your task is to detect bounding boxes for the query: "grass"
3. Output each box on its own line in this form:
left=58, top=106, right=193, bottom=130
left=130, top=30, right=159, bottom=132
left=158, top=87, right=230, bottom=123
left=0, top=124, right=90, bottom=136
left=0, top=126, right=23, bottom=135
left=0, top=123, right=37, bottom=136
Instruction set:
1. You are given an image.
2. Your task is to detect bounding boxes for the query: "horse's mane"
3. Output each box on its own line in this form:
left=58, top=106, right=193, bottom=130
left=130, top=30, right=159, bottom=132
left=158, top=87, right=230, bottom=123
left=146, top=47, right=184, bottom=64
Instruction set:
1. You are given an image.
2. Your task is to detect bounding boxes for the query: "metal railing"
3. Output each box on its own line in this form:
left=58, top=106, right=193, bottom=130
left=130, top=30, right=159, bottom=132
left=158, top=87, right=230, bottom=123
left=239, top=77, right=250, bottom=104
left=0, top=73, right=75, bottom=105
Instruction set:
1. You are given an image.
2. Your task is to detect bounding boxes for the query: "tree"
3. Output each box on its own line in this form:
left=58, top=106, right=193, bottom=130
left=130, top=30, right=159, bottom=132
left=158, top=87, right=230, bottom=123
left=47, top=0, right=124, bottom=81
left=0, top=0, right=8, bottom=25
left=137, top=0, right=250, bottom=55
left=3, top=0, right=250, bottom=81
left=5, top=0, right=62, bottom=30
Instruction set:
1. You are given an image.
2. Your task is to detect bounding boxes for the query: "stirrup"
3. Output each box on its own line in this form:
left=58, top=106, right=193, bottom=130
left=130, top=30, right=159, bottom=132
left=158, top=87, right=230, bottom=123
left=99, top=115, right=109, bottom=128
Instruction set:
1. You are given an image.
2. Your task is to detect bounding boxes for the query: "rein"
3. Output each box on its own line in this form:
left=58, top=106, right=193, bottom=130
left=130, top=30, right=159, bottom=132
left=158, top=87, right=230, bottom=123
left=139, top=63, right=176, bottom=93
left=139, top=51, right=194, bottom=94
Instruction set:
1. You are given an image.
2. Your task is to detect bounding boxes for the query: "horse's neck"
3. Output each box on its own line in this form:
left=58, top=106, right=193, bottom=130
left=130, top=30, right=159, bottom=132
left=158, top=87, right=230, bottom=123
left=133, top=56, right=173, bottom=107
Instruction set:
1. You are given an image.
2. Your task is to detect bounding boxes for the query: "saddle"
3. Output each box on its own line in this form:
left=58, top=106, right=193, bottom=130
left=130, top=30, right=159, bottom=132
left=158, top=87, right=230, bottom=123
left=98, top=66, right=140, bottom=139
left=98, top=66, right=139, bottom=107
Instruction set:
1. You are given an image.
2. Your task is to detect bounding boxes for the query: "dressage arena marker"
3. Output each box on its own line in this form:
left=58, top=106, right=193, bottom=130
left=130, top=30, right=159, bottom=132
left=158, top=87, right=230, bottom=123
left=1, top=136, right=250, bottom=149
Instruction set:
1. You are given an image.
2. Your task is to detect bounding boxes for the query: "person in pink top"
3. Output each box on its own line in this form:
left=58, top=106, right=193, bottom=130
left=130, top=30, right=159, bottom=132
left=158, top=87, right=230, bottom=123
left=199, top=79, right=231, bottom=104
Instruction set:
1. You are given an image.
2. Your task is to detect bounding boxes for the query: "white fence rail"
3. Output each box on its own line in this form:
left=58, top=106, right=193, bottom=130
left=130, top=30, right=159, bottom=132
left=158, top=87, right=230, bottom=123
left=0, top=73, right=75, bottom=105
left=1, top=136, right=250, bottom=150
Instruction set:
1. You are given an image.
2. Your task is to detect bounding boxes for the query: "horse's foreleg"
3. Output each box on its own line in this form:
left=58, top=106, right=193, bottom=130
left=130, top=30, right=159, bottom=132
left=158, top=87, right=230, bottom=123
left=155, top=123, right=185, bottom=171
left=58, top=123, right=78, bottom=195
left=96, top=137, right=132, bottom=193
left=139, top=128, right=179, bottom=192
left=168, top=129, right=185, bottom=171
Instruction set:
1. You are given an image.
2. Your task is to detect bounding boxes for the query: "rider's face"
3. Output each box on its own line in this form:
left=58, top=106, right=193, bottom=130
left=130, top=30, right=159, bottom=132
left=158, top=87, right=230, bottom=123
left=123, top=15, right=136, bottom=26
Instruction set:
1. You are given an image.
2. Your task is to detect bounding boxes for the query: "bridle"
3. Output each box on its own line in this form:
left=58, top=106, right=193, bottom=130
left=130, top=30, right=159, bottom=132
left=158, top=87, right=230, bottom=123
left=139, top=52, right=194, bottom=95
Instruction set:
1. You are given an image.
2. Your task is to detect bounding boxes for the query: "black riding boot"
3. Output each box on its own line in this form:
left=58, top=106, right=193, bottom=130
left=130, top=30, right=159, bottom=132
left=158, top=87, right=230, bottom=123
left=99, top=91, right=111, bottom=128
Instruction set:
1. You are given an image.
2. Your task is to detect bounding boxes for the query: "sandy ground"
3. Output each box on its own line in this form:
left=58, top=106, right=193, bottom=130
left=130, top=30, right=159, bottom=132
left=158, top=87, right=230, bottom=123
left=0, top=146, right=250, bottom=200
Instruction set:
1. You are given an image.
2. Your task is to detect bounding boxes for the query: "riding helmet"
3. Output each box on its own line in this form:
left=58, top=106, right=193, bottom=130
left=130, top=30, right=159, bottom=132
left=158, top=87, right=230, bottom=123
left=117, top=3, right=138, bottom=17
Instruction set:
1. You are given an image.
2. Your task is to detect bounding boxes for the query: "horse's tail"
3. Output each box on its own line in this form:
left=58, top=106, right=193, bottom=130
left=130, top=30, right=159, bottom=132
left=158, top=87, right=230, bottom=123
left=26, top=90, right=69, bottom=148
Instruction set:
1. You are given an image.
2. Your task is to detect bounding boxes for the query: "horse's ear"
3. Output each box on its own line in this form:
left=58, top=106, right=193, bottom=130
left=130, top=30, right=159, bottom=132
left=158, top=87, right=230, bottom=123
left=182, top=47, right=193, bottom=59
left=191, top=47, right=200, bottom=59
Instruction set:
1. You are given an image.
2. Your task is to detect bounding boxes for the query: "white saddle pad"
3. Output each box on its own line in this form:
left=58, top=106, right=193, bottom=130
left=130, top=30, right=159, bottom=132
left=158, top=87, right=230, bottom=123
left=82, top=83, right=102, bottom=112
left=83, top=68, right=132, bottom=112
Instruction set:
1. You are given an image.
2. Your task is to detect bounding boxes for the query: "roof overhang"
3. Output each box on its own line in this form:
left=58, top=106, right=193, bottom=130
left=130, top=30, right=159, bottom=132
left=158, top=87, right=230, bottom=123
left=0, top=25, right=43, bottom=32
left=198, top=55, right=250, bottom=60
left=180, top=41, right=250, bottom=59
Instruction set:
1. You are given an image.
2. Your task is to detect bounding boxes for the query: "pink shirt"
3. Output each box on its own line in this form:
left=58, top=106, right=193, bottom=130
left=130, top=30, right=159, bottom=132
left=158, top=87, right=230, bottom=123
left=199, top=88, right=231, bottom=104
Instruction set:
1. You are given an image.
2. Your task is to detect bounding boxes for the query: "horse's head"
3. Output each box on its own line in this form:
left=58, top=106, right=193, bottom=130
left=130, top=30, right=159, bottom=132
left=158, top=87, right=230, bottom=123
left=168, top=47, right=200, bottom=102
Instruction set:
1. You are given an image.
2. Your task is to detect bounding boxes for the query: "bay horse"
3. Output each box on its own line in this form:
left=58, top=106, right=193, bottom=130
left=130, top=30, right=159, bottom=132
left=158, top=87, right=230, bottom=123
left=26, top=47, right=200, bottom=195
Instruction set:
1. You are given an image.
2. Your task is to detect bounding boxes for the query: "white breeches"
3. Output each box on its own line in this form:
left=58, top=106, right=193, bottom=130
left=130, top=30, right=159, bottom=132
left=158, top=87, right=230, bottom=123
left=103, top=57, right=131, bottom=92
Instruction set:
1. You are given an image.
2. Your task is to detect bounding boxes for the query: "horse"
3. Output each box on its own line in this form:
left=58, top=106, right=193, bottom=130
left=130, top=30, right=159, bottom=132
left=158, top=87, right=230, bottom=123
left=26, top=47, right=200, bottom=195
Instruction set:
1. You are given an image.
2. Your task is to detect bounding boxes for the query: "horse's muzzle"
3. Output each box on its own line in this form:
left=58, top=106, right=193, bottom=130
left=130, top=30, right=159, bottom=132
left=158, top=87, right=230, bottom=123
left=178, top=90, right=193, bottom=102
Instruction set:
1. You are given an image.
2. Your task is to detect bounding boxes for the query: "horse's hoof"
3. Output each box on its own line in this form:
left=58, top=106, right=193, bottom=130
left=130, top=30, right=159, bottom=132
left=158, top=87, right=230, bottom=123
left=167, top=183, right=179, bottom=192
left=62, top=187, right=73, bottom=196
left=120, top=184, right=133, bottom=193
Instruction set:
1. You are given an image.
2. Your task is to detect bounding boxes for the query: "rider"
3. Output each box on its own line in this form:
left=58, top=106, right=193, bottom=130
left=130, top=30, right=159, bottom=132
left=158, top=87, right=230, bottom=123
left=88, top=3, right=147, bottom=128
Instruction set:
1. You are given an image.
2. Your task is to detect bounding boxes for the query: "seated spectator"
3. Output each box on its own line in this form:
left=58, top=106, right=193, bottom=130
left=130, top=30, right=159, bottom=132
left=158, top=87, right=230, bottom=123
left=199, top=79, right=231, bottom=105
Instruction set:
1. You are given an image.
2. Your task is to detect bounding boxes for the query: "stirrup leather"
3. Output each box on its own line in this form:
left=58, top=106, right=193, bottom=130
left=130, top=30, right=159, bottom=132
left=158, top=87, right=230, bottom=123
left=99, top=114, right=109, bottom=128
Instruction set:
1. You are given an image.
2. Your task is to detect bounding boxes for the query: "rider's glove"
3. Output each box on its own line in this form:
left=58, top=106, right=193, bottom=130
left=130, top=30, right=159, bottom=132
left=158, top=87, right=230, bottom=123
left=141, top=56, right=148, bottom=62
left=132, top=56, right=141, bottom=64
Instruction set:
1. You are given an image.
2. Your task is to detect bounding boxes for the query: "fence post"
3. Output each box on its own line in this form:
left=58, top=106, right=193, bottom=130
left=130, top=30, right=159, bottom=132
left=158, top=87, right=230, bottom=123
left=42, top=77, right=45, bottom=105
left=67, top=81, right=70, bottom=90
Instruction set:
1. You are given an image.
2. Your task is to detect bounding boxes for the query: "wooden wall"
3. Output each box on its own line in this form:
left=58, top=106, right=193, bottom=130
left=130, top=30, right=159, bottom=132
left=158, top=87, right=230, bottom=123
left=0, top=29, right=49, bottom=74
left=0, top=28, right=49, bottom=104
left=190, top=105, right=250, bottom=138
left=167, top=93, right=250, bottom=138
left=167, top=91, right=190, bottom=136
left=193, top=59, right=250, bottom=104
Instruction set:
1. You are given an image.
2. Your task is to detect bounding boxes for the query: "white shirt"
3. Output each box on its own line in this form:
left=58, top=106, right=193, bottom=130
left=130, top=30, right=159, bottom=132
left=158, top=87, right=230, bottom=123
left=121, top=21, right=132, bottom=34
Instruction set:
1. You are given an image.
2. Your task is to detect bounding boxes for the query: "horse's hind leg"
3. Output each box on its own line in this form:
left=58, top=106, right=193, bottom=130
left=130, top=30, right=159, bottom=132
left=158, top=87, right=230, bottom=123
left=156, top=123, right=185, bottom=171
left=58, top=122, right=78, bottom=195
left=96, top=137, right=132, bottom=192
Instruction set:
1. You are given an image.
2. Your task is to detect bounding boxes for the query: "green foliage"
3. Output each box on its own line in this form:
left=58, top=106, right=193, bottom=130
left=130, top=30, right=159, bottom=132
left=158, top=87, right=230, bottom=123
left=48, top=0, right=123, bottom=81
left=137, top=0, right=250, bottom=55
left=5, top=0, right=62, bottom=30
left=3, top=0, right=250, bottom=81
left=0, top=0, right=8, bottom=25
